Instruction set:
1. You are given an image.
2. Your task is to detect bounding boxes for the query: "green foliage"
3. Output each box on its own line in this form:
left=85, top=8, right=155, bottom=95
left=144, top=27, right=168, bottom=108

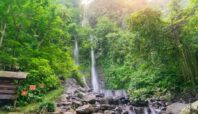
left=39, top=102, right=55, bottom=112
left=16, top=87, right=63, bottom=113
left=0, top=0, right=197, bottom=105
left=71, top=67, right=85, bottom=87
left=0, top=0, right=79, bottom=105
left=90, top=1, right=198, bottom=101
left=17, top=58, right=60, bottom=105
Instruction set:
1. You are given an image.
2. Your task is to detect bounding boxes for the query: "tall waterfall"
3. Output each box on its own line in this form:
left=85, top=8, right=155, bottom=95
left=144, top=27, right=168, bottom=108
left=74, top=39, right=88, bottom=88
left=91, top=44, right=100, bottom=92
left=81, top=0, right=100, bottom=92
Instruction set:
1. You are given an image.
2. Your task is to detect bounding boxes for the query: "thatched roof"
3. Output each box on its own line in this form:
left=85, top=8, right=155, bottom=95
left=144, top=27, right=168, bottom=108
left=0, top=71, right=28, bottom=79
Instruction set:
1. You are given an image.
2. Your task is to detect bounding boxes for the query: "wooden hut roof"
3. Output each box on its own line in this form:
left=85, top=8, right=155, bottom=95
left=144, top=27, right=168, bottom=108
left=0, top=71, right=28, bottom=79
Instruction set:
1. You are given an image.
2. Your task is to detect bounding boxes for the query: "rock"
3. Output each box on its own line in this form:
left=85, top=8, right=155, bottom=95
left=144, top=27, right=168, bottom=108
left=105, top=97, right=114, bottom=104
left=71, top=96, right=79, bottom=100
left=60, top=106, right=70, bottom=110
left=104, top=110, right=116, bottom=114
left=64, top=109, right=76, bottom=114
left=50, top=112, right=60, bottom=114
left=181, top=101, right=198, bottom=114
left=85, top=94, right=96, bottom=104
left=57, top=102, right=72, bottom=107
left=78, top=87, right=86, bottom=92
left=111, top=97, right=120, bottom=105
left=87, top=89, right=92, bottom=92
left=97, top=98, right=107, bottom=104
left=60, top=94, right=69, bottom=102
left=61, top=109, right=68, bottom=113
left=54, top=107, right=62, bottom=114
left=66, top=87, right=77, bottom=95
left=161, top=106, right=166, bottom=111
left=122, top=110, right=129, bottom=114
left=100, top=104, right=115, bottom=110
left=133, top=107, right=144, bottom=114
left=64, top=112, right=74, bottom=114
left=76, top=91, right=86, bottom=99
left=94, top=105, right=102, bottom=112
left=115, top=106, right=122, bottom=113
left=72, top=100, right=82, bottom=107
left=166, top=102, right=187, bottom=114
left=166, top=102, right=171, bottom=106
left=76, top=104, right=94, bottom=114
left=120, top=97, right=129, bottom=104
left=96, top=93, right=104, bottom=98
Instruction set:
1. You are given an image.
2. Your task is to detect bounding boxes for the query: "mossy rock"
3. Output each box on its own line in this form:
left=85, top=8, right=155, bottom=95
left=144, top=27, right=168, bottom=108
left=181, top=101, right=198, bottom=114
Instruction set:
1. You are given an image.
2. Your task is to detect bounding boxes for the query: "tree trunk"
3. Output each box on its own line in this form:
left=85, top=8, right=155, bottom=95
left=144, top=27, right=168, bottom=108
left=0, top=23, right=7, bottom=47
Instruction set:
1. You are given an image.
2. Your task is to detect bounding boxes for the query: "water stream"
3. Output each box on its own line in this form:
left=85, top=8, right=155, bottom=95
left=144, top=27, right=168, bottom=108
left=91, top=46, right=100, bottom=92
left=74, top=38, right=88, bottom=88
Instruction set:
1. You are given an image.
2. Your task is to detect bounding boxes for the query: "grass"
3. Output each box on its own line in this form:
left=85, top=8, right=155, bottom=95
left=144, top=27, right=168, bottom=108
left=0, top=87, right=64, bottom=114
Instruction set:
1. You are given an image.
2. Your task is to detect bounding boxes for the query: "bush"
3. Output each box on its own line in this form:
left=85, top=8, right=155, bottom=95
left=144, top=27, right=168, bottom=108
left=17, top=58, right=60, bottom=105
left=39, top=102, right=55, bottom=112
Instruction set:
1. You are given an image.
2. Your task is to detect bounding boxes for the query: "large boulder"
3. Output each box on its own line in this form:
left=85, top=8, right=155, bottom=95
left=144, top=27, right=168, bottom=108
left=97, top=98, right=108, bottom=104
left=76, top=104, right=94, bottom=114
left=166, top=102, right=187, bottom=114
left=181, top=101, right=198, bottom=114
left=110, top=97, right=120, bottom=105
left=76, top=91, right=86, bottom=99
left=105, top=97, right=114, bottom=105
left=85, top=94, right=96, bottom=104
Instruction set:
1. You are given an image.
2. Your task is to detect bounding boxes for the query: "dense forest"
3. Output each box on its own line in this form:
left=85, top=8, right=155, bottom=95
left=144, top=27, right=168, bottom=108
left=0, top=0, right=79, bottom=104
left=80, top=0, right=198, bottom=101
left=0, top=0, right=198, bottom=113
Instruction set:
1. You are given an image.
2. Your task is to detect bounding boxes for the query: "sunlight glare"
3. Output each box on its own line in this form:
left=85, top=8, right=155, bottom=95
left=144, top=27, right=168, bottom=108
left=81, top=0, right=94, bottom=5
left=147, top=0, right=152, bottom=2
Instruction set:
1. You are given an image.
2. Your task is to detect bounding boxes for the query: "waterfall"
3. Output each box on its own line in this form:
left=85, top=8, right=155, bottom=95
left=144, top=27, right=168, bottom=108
left=81, top=0, right=100, bottom=92
left=74, top=39, right=88, bottom=88
left=90, top=36, right=100, bottom=92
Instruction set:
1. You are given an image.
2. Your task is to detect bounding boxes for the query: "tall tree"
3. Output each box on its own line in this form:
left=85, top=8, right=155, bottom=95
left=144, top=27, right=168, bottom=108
left=169, top=0, right=198, bottom=88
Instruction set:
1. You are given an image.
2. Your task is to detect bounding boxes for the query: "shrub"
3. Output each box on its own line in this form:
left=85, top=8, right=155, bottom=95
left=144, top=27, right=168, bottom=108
left=39, top=102, right=55, bottom=112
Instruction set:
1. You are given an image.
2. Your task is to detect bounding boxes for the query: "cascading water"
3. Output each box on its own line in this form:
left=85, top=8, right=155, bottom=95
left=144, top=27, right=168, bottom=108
left=74, top=38, right=88, bottom=88
left=81, top=0, right=100, bottom=92
left=90, top=36, right=100, bottom=92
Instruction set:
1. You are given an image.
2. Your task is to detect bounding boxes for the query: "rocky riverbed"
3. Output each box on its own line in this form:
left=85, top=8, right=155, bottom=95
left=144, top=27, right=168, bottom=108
left=52, top=79, right=170, bottom=114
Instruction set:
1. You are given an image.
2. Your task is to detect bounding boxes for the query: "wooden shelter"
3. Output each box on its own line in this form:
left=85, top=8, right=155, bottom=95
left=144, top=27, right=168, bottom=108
left=0, top=71, right=28, bottom=100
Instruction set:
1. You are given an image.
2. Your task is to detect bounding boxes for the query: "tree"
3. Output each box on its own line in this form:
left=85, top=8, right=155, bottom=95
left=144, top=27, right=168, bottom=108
left=169, top=0, right=198, bottom=88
